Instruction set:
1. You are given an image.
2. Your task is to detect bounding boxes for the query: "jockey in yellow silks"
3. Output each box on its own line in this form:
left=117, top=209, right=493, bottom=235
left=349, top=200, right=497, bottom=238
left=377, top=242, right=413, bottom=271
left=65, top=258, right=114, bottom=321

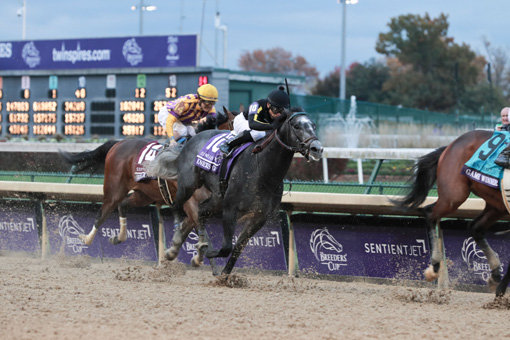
left=158, top=84, right=218, bottom=145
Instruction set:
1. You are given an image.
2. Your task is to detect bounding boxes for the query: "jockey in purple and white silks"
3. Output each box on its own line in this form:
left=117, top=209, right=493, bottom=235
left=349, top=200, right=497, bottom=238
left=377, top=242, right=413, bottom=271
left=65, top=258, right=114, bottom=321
left=219, top=87, right=290, bottom=155
left=158, top=84, right=218, bottom=145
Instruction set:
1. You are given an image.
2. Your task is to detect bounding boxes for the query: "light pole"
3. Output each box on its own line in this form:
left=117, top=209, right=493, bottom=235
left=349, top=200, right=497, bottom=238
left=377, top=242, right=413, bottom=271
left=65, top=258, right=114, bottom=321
left=338, top=0, right=358, bottom=100
left=17, top=0, right=27, bottom=40
left=215, top=11, right=228, bottom=68
left=131, top=0, right=157, bottom=35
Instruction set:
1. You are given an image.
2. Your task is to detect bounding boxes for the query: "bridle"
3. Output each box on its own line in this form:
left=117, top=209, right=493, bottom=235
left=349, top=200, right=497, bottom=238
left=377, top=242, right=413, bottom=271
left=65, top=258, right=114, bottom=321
left=274, top=112, right=318, bottom=159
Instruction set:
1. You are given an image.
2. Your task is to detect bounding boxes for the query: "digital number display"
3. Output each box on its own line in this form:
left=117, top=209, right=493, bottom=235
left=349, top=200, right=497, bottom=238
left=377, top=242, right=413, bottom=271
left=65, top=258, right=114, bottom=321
left=123, top=113, right=145, bottom=124
left=48, top=89, right=58, bottom=99
left=6, top=101, right=29, bottom=112
left=33, top=125, right=57, bottom=135
left=33, top=113, right=57, bottom=123
left=33, top=101, right=57, bottom=112
left=21, top=89, right=30, bottom=99
left=122, top=125, right=144, bottom=136
left=198, top=76, right=208, bottom=86
left=0, top=103, right=2, bottom=112
left=165, top=87, right=177, bottom=98
left=64, top=101, right=86, bottom=112
left=65, top=113, right=85, bottom=124
left=120, top=101, right=145, bottom=112
left=64, top=125, right=85, bottom=135
left=152, top=125, right=164, bottom=136
left=135, top=88, right=146, bottom=98
left=153, top=100, right=166, bottom=112
left=9, top=113, right=29, bottom=123
left=0, top=89, right=3, bottom=99
left=75, top=88, right=86, bottom=98
left=8, top=125, right=29, bottom=135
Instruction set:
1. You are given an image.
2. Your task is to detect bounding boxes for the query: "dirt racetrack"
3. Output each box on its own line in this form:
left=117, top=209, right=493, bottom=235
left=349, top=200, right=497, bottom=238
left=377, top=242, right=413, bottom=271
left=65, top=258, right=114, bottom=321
left=1, top=252, right=510, bottom=340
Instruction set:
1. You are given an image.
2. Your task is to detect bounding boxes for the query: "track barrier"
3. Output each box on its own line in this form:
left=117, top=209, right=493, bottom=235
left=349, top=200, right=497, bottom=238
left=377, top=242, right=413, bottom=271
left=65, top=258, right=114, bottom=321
left=0, top=180, right=508, bottom=289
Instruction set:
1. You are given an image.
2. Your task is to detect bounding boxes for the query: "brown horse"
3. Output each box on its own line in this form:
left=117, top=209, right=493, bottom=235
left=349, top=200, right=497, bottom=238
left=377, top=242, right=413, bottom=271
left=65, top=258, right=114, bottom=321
left=60, top=108, right=235, bottom=266
left=395, top=129, right=509, bottom=294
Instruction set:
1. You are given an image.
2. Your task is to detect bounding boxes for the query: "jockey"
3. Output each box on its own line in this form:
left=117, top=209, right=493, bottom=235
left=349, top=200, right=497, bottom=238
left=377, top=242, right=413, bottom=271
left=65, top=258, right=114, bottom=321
left=158, top=84, right=218, bottom=145
left=219, top=87, right=290, bottom=155
left=494, top=107, right=510, bottom=168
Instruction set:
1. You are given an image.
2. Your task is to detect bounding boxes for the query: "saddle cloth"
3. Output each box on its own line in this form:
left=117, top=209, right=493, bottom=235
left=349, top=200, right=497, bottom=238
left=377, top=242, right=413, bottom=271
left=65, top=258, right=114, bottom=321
left=194, top=132, right=252, bottom=180
left=134, top=141, right=164, bottom=182
left=462, top=131, right=510, bottom=189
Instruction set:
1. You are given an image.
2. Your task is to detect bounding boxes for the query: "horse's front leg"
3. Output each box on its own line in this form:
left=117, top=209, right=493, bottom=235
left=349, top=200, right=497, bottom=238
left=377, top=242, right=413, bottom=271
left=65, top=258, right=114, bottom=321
left=110, top=190, right=153, bottom=245
left=222, top=217, right=266, bottom=275
left=468, top=208, right=504, bottom=291
left=205, top=205, right=235, bottom=259
left=79, top=200, right=116, bottom=246
left=165, top=193, right=205, bottom=261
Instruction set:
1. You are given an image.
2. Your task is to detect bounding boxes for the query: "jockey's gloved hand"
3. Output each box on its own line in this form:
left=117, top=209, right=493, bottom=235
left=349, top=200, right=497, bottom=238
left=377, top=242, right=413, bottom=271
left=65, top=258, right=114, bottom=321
left=206, top=115, right=217, bottom=126
left=271, top=112, right=288, bottom=129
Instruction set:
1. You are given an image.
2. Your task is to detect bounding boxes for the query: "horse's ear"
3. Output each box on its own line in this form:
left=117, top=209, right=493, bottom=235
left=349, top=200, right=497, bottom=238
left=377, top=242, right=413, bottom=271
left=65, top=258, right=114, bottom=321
left=223, top=106, right=235, bottom=120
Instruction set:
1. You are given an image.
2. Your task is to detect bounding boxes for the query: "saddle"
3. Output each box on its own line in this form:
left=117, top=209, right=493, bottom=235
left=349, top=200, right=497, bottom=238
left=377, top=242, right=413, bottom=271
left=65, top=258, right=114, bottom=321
left=194, top=133, right=252, bottom=195
left=134, top=141, right=176, bottom=206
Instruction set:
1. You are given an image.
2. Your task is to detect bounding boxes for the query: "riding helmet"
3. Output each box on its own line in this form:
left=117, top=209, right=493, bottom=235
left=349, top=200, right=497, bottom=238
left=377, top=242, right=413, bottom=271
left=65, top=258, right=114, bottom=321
left=267, top=89, right=290, bottom=109
left=197, top=84, right=219, bottom=101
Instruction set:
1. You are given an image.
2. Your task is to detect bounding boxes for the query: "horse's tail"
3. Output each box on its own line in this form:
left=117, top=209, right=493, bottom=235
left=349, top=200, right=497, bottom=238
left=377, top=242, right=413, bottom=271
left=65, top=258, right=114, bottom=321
left=393, top=146, right=447, bottom=209
left=59, top=140, right=119, bottom=173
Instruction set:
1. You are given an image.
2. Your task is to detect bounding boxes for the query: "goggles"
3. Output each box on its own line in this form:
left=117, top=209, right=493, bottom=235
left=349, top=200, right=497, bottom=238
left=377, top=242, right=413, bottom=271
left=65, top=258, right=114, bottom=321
left=201, top=100, right=215, bottom=107
left=270, top=105, right=285, bottom=114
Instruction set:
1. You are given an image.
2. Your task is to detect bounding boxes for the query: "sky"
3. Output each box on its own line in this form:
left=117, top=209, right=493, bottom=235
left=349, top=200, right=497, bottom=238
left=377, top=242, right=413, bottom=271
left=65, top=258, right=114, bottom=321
left=0, top=0, right=509, bottom=77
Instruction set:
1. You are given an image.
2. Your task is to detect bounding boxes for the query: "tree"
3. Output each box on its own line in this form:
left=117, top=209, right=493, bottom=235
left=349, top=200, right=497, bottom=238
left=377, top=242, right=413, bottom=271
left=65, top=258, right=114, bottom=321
left=311, top=59, right=390, bottom=103
left=375, top=13, right=485, bottom=112
left=238, top=47, right=319, bottom=78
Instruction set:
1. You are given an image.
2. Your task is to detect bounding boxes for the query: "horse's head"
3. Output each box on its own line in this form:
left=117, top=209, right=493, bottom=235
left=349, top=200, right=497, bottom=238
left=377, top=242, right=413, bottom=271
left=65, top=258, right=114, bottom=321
left=277, top=111, right=323, bottom=161
left=217, top=106, right=238, bottom=131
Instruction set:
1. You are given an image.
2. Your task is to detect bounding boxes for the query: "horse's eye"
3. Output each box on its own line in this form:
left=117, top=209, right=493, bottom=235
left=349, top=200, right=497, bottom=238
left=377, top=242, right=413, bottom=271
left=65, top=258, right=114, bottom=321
left=293, top=124, right=301, bottom=129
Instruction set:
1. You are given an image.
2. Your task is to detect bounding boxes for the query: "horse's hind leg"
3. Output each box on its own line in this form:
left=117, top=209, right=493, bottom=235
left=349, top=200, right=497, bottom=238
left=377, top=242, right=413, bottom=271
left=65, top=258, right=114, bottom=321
left=110, top=190, right=154, bottom=245
left=424, top=194, right=470, bottom=282
left=468, top=207, right=504, bottom=291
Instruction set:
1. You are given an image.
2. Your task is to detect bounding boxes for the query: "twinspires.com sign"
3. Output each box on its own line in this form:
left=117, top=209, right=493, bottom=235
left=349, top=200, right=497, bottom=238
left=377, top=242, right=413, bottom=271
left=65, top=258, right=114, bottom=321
left=0, top=35, right=197, bottom=70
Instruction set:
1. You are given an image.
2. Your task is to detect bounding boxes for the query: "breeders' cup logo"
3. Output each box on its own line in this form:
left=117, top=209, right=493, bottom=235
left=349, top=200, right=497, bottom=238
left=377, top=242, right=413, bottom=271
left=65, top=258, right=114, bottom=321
left=166, top=36, right=179, bottom=62
left=310, top=227, right=347, bottom=271
left=183, top=230, right=199, bottom=257
left=58, top=214, right=88, bottom=253
left=22, top=41, right=41, bottom=68
left=461, top=237, right=502, bottom=281
left=122, top=38, right=143, bottom=66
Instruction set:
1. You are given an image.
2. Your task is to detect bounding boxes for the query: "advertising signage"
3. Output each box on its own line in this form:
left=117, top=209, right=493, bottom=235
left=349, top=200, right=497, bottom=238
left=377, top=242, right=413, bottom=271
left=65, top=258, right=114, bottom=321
left=0, top=35, right=197, bottom=71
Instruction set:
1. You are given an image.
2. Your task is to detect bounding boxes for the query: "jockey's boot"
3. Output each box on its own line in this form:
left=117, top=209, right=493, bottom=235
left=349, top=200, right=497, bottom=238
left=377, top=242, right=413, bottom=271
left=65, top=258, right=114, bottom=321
left=219, top=130, right=254, bottom=157
left=495, top=147, right=510, bottom=168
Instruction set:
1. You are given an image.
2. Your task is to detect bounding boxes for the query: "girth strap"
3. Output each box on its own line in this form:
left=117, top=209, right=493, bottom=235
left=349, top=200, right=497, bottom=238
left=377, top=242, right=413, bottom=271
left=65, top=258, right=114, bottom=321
left=157, top=177, right=173, bottom=206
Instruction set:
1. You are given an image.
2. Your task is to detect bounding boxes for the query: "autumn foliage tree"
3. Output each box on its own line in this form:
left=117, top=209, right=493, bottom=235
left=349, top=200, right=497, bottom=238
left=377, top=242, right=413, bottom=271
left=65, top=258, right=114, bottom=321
left=238, top=47, right=319, bottom=78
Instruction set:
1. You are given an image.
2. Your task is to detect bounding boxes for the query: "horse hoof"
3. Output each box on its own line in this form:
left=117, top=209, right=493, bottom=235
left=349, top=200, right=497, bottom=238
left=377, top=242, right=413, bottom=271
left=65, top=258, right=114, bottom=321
left=424, top=265, right=439, bottom=282
left=79, top=234, right=91, bottom=246
left=109, top=236, right=121, bottom=245
left=191, top=255, right=203, bottom=267
left=165, top=248, right=178, bottom=261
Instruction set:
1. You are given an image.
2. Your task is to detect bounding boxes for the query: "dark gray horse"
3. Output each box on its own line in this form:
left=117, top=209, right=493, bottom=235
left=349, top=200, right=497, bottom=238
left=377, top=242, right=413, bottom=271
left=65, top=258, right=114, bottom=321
left=167, top=111, right=323, bottom=275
